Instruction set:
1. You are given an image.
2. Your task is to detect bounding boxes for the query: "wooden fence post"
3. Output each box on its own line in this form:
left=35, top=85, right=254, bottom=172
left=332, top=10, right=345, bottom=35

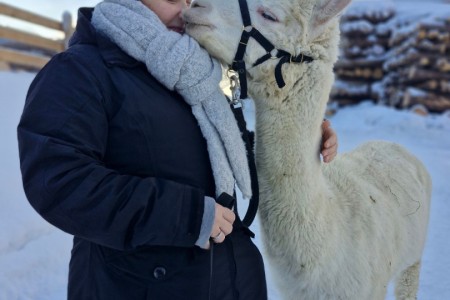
left=62, top=11, right=74, bottom=50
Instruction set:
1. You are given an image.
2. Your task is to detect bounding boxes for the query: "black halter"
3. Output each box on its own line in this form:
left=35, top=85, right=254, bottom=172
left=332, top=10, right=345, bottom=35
left=230, top=0, right=314, bottom=99
left=228, top=0, right=314, bottom=228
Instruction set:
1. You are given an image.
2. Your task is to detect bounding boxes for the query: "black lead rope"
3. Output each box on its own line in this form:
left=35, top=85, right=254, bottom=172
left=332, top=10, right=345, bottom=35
left=230, top=0, right=314, bottom=99
left=215, top=101, right=257, bottom=233
left=231, top=104, right=258, bottom=230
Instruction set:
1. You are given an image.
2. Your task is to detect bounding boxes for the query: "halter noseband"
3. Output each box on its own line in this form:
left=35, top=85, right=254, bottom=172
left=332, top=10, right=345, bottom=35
left=229, top=0, right=314, bottom=100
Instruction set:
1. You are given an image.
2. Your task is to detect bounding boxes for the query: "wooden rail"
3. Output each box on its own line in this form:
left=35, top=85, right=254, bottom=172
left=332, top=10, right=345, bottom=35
left=0, top=2, right=74, bottom=70
left=0, top=46, right=49, bottom=70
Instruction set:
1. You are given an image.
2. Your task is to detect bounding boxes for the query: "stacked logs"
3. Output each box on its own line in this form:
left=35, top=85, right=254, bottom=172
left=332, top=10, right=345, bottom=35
left=332, top=3, right=450, bottom=114
left=331, top=2, right=396, bottom=106
left=382, top=13, right=450, bottom=113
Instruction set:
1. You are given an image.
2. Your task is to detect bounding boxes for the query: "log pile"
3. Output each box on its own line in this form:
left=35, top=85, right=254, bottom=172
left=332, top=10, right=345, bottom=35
left=331, top=2, right=396, bottom=106
left=332, top=3, right=450, bottom=113
left=382, top=13, right=450, bottom=113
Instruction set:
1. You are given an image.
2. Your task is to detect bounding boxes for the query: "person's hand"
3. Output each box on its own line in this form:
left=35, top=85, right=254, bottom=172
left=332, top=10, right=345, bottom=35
left=321, top=119, right=338, bottom=163
left=207, top=203, right=235, bottom=248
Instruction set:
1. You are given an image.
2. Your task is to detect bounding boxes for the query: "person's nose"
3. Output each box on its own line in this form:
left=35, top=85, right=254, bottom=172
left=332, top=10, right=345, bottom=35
left=179, top=2, right=188, bottom=15
left=178, top=2, right=189, bottom=21
left=177, top=3, right=188, bottom=26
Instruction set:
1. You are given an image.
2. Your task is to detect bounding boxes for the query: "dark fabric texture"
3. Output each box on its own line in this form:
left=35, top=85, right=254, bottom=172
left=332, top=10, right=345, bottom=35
left=17, top=8, right=266, bottom=300
left=67, top=228, right=266, bottom=300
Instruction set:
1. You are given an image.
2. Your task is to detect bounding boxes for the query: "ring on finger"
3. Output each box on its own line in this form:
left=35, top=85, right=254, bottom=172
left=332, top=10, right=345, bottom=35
left=212, top=231, right=223, bottom=241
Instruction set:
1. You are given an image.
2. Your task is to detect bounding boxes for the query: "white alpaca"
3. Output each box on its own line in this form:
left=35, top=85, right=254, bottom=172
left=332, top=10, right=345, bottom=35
left=185, top=0, right=432, bottom=299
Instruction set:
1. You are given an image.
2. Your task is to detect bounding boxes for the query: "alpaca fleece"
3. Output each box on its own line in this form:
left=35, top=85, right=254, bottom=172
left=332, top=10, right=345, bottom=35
left=184, top=0, right=432, bottom=299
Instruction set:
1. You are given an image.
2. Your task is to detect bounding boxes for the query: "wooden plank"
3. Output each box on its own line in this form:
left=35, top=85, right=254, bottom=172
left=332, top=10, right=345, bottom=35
left=0, top=60, right=10, bottom=70
left=402, top=88, right=450, bottom=113
left=385, top=49, right=450, bottom=72
left=0, top=2, right=63, bottom=31
left=396, top=67, right=450, bottom=84
left=0, top=47, right=49, bottom=70
left=416, top=79, right=450, bottom=95
left=335, top=58, right=385, bottom=68
left=335, top=67, right=384, bottom=80
left=0, top=26, right=65, bottom=52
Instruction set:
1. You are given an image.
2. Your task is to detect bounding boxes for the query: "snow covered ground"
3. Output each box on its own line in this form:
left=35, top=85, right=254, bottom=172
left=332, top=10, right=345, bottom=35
left=1, top=67, right=449, bottom=299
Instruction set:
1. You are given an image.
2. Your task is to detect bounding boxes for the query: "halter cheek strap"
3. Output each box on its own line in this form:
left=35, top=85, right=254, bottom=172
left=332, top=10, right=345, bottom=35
left=228, top=0, right=314, bottom=228
left=230, top=0, right=314, bottom=99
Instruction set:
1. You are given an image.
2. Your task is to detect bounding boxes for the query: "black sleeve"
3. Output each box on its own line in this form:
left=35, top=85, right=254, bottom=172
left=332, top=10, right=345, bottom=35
left=17, top=52, right=204, bottom=250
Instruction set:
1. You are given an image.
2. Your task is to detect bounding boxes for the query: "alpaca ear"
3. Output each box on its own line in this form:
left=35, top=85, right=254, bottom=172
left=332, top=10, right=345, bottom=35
left=309, top=0, right=351, bottom=41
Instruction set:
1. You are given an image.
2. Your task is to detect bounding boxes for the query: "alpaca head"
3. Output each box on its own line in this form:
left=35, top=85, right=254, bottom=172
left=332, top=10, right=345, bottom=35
left=184, top=0, right=351, bottom=73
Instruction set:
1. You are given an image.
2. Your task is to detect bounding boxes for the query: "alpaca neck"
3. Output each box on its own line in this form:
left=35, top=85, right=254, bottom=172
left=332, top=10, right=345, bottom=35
left=251, top=61, right=334, bottom=204
left=248, top=23, right=340, bottom=209
left=255, top=94, right=324, bottom=188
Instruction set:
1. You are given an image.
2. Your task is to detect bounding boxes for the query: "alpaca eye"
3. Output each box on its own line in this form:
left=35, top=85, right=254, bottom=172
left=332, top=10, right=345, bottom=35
left=261, top=11, right=278, bottom=22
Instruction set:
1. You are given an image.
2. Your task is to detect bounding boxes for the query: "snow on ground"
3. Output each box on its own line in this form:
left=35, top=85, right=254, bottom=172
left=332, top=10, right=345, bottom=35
left=0, top=71, right=73, bottom=300
left=1, top=68, right=449, bottom=299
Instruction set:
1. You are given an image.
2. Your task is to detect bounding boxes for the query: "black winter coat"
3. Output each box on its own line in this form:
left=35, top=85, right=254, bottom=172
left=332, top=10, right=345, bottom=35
left=17, top=8, right=266, bottom=300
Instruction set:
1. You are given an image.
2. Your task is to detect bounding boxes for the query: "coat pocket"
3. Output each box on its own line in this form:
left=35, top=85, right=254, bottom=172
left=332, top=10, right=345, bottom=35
left=100, top=245, right=194, bottom=286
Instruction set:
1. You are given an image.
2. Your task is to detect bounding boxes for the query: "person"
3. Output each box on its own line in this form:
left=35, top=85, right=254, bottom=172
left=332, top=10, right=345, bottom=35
left=17, top=0, right=338, bottom=299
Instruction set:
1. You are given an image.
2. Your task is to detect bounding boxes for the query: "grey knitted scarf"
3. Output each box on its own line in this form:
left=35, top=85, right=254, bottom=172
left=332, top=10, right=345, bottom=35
left=91, top=0, right=251, bottom=199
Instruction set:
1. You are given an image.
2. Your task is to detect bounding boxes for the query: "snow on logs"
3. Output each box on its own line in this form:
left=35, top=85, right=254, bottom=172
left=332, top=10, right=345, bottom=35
left=383, top=12, right=450, bottom=113
left=332, top=2, right=395, bottom=107
left=331, top=2, right=450, bottom=113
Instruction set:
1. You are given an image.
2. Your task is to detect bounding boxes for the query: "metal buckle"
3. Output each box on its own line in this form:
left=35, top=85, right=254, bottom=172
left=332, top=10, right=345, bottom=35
left=270, top=49, right=278, bottom=59
left=291, top=53, right=304, bottom=63
left=228, top=73, right=243, bottom=105
left=243, top=25, right=253, bottom=32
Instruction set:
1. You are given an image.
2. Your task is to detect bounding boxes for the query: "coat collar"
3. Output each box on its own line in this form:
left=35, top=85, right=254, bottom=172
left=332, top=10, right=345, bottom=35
left=69, top=7, right=142, bottom=68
